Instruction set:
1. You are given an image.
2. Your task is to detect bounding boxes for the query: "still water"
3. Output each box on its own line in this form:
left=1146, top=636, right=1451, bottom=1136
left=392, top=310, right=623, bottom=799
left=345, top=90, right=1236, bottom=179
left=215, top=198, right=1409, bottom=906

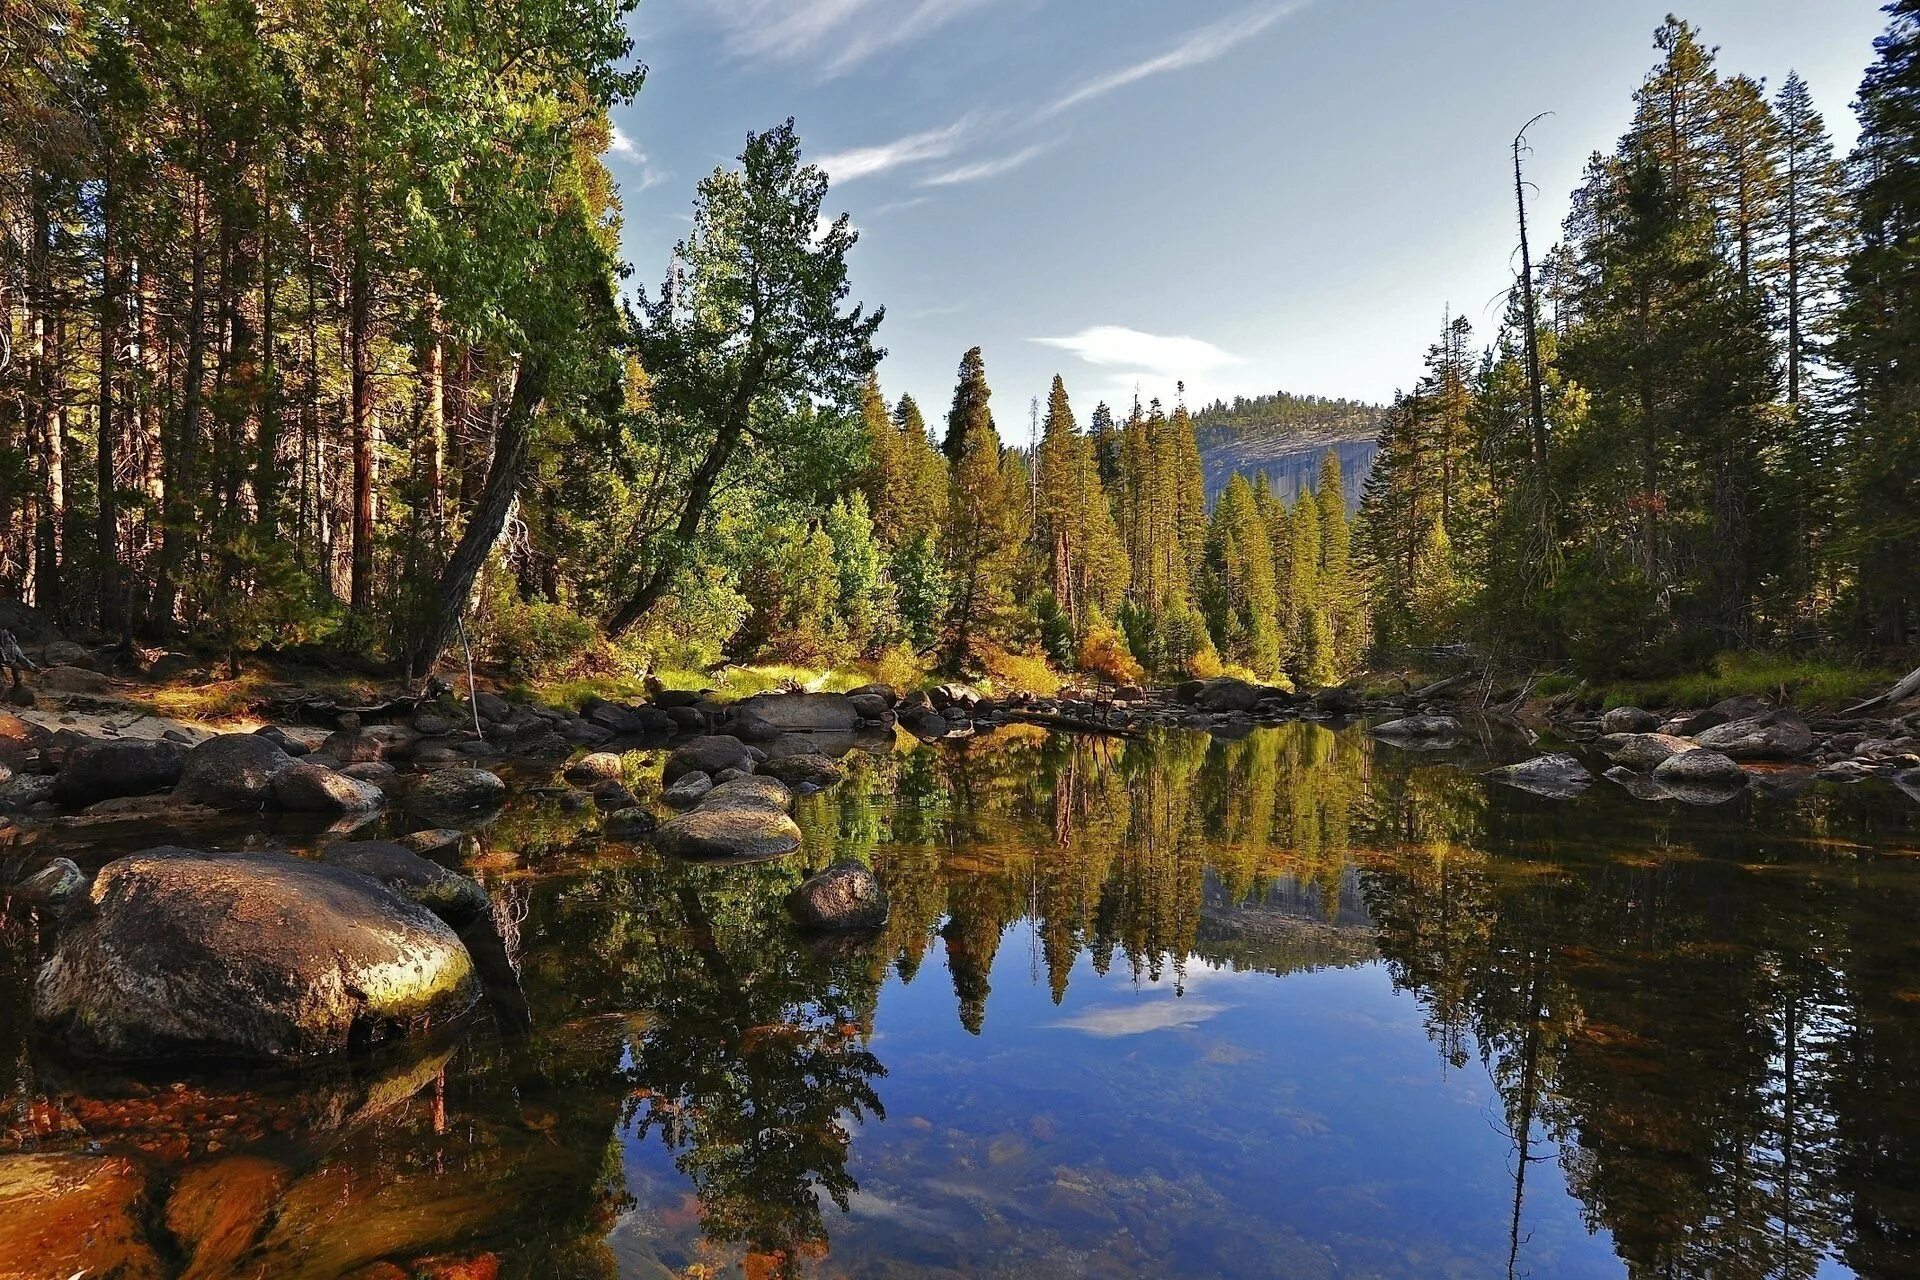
left=4, top=721, right=1919, bottom=1279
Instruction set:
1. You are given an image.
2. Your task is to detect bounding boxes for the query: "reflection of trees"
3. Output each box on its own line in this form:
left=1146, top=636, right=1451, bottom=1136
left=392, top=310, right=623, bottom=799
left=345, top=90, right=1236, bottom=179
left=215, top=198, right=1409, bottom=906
left=1362, top=779, right=1920, bottom=1280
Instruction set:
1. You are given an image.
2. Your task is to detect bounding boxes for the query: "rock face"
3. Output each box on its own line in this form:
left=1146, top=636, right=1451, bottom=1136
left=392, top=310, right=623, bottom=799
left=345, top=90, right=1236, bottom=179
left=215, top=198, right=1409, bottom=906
left=33, top=848, right=479, bottom=1062
left=787, top=862, right=889, bottom=931
left=1601, top=706, right=1662, bottom=735
left=406, top=768, right=506, bottom=815
left=1484, top=753, right=1593, bottom=797
left=1600, top=733, right=1696, bottom=771
left=735, top=692, right=861, bottom=733
left=1653, top=749, right=1749, bottom=789
left=1371, top=716, right=1465, bottom=747
left=1694, top=709, right=1814, bottom=759
left=316, top=841, right=490, bottom=926
left=760, top=752, right=845, bottom=789
left=664, top=735, right=754, bottom=784
left=52, top=738, right=185, bottom=806
left=654, top=806, right=802, bottom=861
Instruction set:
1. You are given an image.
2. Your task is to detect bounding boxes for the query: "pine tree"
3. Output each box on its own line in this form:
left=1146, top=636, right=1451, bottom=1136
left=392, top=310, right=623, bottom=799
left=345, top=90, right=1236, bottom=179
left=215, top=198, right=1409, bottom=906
left=1315, top=451, right=1364, bottom=676
left=1286, top=491, right=1321, bottom=679
left=940, top=348, right=1021, bottom=670
left=1200, top=474, right=1281, bottom=677
left=943, top=347, right=993, bottom=465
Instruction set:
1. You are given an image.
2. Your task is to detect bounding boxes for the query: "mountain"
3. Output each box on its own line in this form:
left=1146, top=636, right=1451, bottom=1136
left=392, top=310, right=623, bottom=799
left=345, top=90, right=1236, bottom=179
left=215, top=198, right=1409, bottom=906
left=1191, top=391, right=1384, bottom=510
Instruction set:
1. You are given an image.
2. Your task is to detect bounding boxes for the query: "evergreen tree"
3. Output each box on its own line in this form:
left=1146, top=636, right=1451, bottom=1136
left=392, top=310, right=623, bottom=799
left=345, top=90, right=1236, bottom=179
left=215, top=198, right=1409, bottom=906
left=1315, top=451, right=1365, bottom=674
left=943, top=347, right=993, bottom=465
left=940, top=348, right=1021, bottom=670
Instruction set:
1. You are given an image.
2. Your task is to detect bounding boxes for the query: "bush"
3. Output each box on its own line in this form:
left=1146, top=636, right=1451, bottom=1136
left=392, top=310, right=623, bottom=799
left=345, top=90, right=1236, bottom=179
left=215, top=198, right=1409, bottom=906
left=486, top=598, right=599, bottom=680
left=1077, top=610, right=1145, bottom=685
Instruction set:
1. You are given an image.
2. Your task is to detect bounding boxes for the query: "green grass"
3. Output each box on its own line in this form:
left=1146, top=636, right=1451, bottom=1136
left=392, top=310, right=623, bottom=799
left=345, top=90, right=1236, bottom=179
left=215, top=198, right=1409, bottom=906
left=523, top=656, right=941, bottom=710
left=1579, top=653, right=1905, bottom=712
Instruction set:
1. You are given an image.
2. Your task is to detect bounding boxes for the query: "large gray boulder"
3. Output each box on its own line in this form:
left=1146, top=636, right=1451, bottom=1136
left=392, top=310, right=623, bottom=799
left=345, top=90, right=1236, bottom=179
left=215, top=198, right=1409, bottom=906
left=317, top=840, right=489, bottom=926
left=701, top=774, right=793, bottom=814
left=734, top=692, right=861, bottom=733
left=787, top=862, right=889, bottom=931
left=406, top=768, right=507, bottom=815
left=654, top=806, right=802, bottom=861
left=1653, top=749, right=1749, bottom=789
left=172, top=733, right=298, bottom=812
left=1600, top=706, right=1662, bottom=735
left=760, top=752, right=845, bottom=789
left=1694, top=709, right=1814, bottom=760
left=33, top=848, right=478, bottom=1062
left=1371, top=716, right=1465, bottom=748
left=52, top=738, right=185, bottom=806
left=1484, top=753, right=1593, bottom=797
left=1188, top=677, right=1267, bottom=713
left=1599, top=732, right=1696, bottom=771
left=664, top=735, right=754, bottom=784
left=271, top=762, right=385, bottom=813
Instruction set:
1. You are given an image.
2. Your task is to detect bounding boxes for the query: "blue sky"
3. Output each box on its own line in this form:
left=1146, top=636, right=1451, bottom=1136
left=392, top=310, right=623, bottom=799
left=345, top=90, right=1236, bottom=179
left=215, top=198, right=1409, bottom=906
left=608, top=0, right=1886, bottom=428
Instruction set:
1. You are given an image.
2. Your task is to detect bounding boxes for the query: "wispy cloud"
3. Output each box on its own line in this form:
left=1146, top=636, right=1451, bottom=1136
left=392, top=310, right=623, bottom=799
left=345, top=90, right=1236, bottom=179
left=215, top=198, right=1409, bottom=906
left=1052, top=999, right=1230, bottom=1038
left=609, top=125, right=641, bottom=158
left=608, top=126, right=671, bottom=191
left=1042, top=2, right=1304, bottom=118
left=817, top=115, right=977, bottom=183
left=920, top=141, right=1051, bottom=187
left=1035, top=326, right=1242, bottom=376
left=689, top=0, right=1000, bottom=78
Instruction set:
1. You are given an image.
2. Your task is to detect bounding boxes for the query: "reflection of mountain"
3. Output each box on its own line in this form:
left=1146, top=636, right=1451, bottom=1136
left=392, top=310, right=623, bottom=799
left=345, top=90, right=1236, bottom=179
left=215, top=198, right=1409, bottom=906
left=1194, top=866, right=1377, bottom=975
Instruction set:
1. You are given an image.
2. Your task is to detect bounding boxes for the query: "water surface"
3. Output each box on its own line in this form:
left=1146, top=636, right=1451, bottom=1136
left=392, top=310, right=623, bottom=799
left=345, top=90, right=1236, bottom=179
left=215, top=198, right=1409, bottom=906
left=4, top=722, right=1918, bottom=1278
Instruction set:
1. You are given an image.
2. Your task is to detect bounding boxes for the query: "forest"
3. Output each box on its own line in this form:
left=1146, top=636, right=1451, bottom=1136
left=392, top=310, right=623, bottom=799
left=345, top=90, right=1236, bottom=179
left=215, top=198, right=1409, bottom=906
left=1, top=5, right=1916, bottom=694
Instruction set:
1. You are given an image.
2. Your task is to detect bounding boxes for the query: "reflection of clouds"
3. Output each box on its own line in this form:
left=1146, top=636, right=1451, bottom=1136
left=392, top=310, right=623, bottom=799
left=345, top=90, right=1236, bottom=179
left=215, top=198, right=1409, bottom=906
left=1050, top=998, right=1229, bottom=1037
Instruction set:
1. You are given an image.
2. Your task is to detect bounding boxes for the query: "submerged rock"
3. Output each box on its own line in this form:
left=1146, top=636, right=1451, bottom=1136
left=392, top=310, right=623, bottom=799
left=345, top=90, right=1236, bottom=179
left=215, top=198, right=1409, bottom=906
left=52, top=737, right=186, bottom=806
left=33, top=847, right=478, bottom=1063
left=1694, top=709, right=1814, bottom=759
left=1484, top=753, right=1593, bottom=797
left=654, top=806, right=802, bottom=861
left=787, top=861, right=889, bottom=931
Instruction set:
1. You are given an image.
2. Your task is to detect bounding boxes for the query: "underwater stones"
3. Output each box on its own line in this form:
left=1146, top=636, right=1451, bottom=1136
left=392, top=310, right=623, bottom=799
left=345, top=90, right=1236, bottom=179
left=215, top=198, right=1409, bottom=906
left=1600, top=706, right=1662, bottom=735
left=602, top=807, right=659, bottom=840
left=406, top=768, right=506, bottom=816
left=1483, top=753, right=1593, bottom=797
left=1653, top=748, right=1749, bottom=790
left=33, top=847, right=478, bottom=1063
left=653, top=806, right=802, bottom=862
left=52, top=737, right=186, bottom=806
left=272, top=762, right=386, bottom=813
left=787, top=861, right=889, bottom=931
left=663, top=735, right=754, bottom=784
left=1693, top=709, right=1814, bottom=760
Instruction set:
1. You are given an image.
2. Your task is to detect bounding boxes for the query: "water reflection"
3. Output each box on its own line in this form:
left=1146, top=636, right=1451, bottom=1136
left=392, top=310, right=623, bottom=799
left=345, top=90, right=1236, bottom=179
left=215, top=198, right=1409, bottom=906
left=2, top=721, right=1918, bottom=1277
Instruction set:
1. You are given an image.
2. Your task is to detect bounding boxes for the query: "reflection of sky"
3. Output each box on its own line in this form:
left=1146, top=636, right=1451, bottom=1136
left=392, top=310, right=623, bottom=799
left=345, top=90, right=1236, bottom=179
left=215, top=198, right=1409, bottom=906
left=611, top=922, right=1625, bottom=1278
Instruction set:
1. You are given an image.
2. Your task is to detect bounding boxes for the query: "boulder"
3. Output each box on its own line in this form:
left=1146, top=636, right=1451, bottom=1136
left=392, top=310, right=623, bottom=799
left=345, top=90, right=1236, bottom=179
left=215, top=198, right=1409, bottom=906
left=272, top=762, right=386, bottom=813
left=0, top=772, right=57, bottom=812
left=563, top=751, right=624, bottom=783
left=650, top=688, right=707, bottom=709
left=662, top=772, right=714, bottom=809
left=1313, top=687, right=1364, bottom=716
left=406, top=768, right=507, bottom=815
left=899, top=708, right=951, bottom=741
left=341, top=760, right=396, bottom=783
left=761, top=752, right=845, bottom=789
left=33, top=848, right=479, bottom=1062
left=654, top=806, right=803, bottom=861
left=727, top=708, right=783, bottom=743
left=173, top=733, right=296, bottom=810
left=472, top=691, right=512, bottom=723
left=412, top=712, right=455, bottom=737
left=1653, top=749, right=1749, bottom=789
left=929, top=683, right=981, bottom=712
left=1694, top=709, right=1814, bottom=760
left=1371, top=716, right=1465, bottom=747
left=787, top=862, right=889, bottom=931
left=1663, top=694, right=1770, bottom=737
left=847, top=693, right=892, bottom=722
left=398, top=828, right=464, bottom=857
left=0, top=711, right=50, bottom=765
left=583, top=700, right=669, bottom=736
left=665, top=705, right=711, bottom=733
left=846, top=683, right=899, bottom=707
left=9, top=857, right=87, bottom=920
left=52, top=738, right=185, bottom=806
left=1600, top=706, right=1662, bottom=735
left=1484, top=753, right=1593, bottom=797
left=735, top=692, right=861, bottom=733
left=664, top=735, right=754, bottom=784
left=1895, top=769, right=1920, bottom=803
left=1599, top=732, right=1696, bottom=771
left=701, top=774, right=793, bottom=814
left=714, top=766, right=754, bottom=784
left=36, top=664, right=110, bottom=693
left=602, top=807, right=658, bottom=840
left=317, top=841, right=490, bottom=926
left=321, top=731, right=385, bottom=765
left=1190, top=677, right=1266, bottom=713
left=589, top=779, right=637, bottom=810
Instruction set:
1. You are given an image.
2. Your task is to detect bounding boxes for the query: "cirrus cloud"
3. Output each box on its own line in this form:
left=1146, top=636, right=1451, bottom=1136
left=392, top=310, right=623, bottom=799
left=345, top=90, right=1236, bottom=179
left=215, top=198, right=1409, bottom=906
left=1034, top=326, right=1242, bottom=376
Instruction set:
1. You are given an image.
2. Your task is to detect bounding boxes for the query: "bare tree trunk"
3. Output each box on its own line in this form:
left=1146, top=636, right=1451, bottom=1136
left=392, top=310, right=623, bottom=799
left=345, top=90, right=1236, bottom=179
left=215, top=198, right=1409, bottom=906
left=98, top=169, right=123, bottom=636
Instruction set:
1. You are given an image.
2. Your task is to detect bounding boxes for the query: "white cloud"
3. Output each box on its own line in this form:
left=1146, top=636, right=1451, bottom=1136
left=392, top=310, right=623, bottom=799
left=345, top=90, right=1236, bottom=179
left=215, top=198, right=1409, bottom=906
left=1043, top=2, right=1306, bottom=118
left=1034, top=326, right=1242, bottom=377
left=817, top=115, right=976, bottom=183
left=920, top=141, right=1050, bottom=187
left=609, top=125, right=641, bottom=159
left=1051, top=998, right=1230, bottom=1038
left=608, top=125, right=671, bottom=192
left=688, top=0, right=1000, bottom=78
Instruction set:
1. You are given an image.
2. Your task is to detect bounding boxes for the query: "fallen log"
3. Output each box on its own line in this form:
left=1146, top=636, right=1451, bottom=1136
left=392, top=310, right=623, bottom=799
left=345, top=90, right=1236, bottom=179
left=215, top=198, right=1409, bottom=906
left=1841, top=665, right=1920, bottom=716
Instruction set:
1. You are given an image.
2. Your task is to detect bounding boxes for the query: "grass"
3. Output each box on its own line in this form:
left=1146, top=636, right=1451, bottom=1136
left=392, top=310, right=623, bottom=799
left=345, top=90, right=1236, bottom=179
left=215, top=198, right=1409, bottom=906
left=1558, top=653, right=1908, bottom=712
left=524, top=654, right=946, bottom=710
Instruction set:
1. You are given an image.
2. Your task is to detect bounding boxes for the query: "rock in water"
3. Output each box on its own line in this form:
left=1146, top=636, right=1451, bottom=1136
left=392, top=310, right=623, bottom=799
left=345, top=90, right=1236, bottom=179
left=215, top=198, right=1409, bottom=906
left=663, top=772, right=714, bottom=809
left=1600, top=706, right=1662, bottom=735
left=563, top=751, right=624, bottom=783
left=734, top=692, right=861, bottom=733
left=1599, top=732, right=1695, bottom=771
left=271, top=762, right=386, bottom=813
left=317, top=840, right=490, bottom=926
left=760, top=752, right=844, bottom=789
left=603, top=807, right=658, bottom=840
left=173, top=733, right=296, bottom=810
left=1693, top=710, right=1814, bottom=760
left=1370, top=716, right=1465, bottom=747
left=788, top=862, right=889, bottom=931
left=1653, top=749, right=1749, bottom=789
left=663, top=735, right=754, bottom=784
left=406, top=768, right=507, bottom=815
left=701, top=775, right=793, bottom=813
left=1484, top=753, right=1593, bottom=797
left=52, top=738, right=186, bottom=806
left=9, top=857, right=88, bottom=920
left=33, top=848, right=478, bottom=1062
left=654, top=807, right=802, bottom=861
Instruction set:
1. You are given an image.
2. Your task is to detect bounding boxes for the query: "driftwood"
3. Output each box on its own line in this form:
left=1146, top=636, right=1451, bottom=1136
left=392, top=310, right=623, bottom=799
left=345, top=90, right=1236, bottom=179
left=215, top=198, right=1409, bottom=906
left=1842, top=665, right=1920, bottom=716
left=1412, top=672, right=1472, bottom=700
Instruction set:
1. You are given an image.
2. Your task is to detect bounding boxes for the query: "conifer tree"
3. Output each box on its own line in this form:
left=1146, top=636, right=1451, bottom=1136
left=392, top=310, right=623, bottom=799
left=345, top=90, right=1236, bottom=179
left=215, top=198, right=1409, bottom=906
left=940, top=348, right=1021, bottom=670
left=1286, top=491, right=1322, bottom=678
left=943, top=347, right=993, bottom=465
left=1315, top=451, right=1364, bottom=673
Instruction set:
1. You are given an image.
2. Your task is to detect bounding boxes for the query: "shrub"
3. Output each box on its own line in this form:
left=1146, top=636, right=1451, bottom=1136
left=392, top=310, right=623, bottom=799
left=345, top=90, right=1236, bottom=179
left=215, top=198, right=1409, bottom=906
left=1077, top=610, right=1145, bottom=685
left=486, top=598, right=599, bottom=680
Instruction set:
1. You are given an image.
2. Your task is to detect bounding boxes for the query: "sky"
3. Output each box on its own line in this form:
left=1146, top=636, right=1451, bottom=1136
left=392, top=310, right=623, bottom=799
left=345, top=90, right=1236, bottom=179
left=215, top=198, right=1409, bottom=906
left=607, top=0, right=1887, bottom=430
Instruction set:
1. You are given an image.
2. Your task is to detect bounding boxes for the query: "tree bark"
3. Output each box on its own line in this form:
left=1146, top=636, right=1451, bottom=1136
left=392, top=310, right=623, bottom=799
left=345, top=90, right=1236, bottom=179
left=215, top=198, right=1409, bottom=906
left=97, top=168, right=123, bottom=636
